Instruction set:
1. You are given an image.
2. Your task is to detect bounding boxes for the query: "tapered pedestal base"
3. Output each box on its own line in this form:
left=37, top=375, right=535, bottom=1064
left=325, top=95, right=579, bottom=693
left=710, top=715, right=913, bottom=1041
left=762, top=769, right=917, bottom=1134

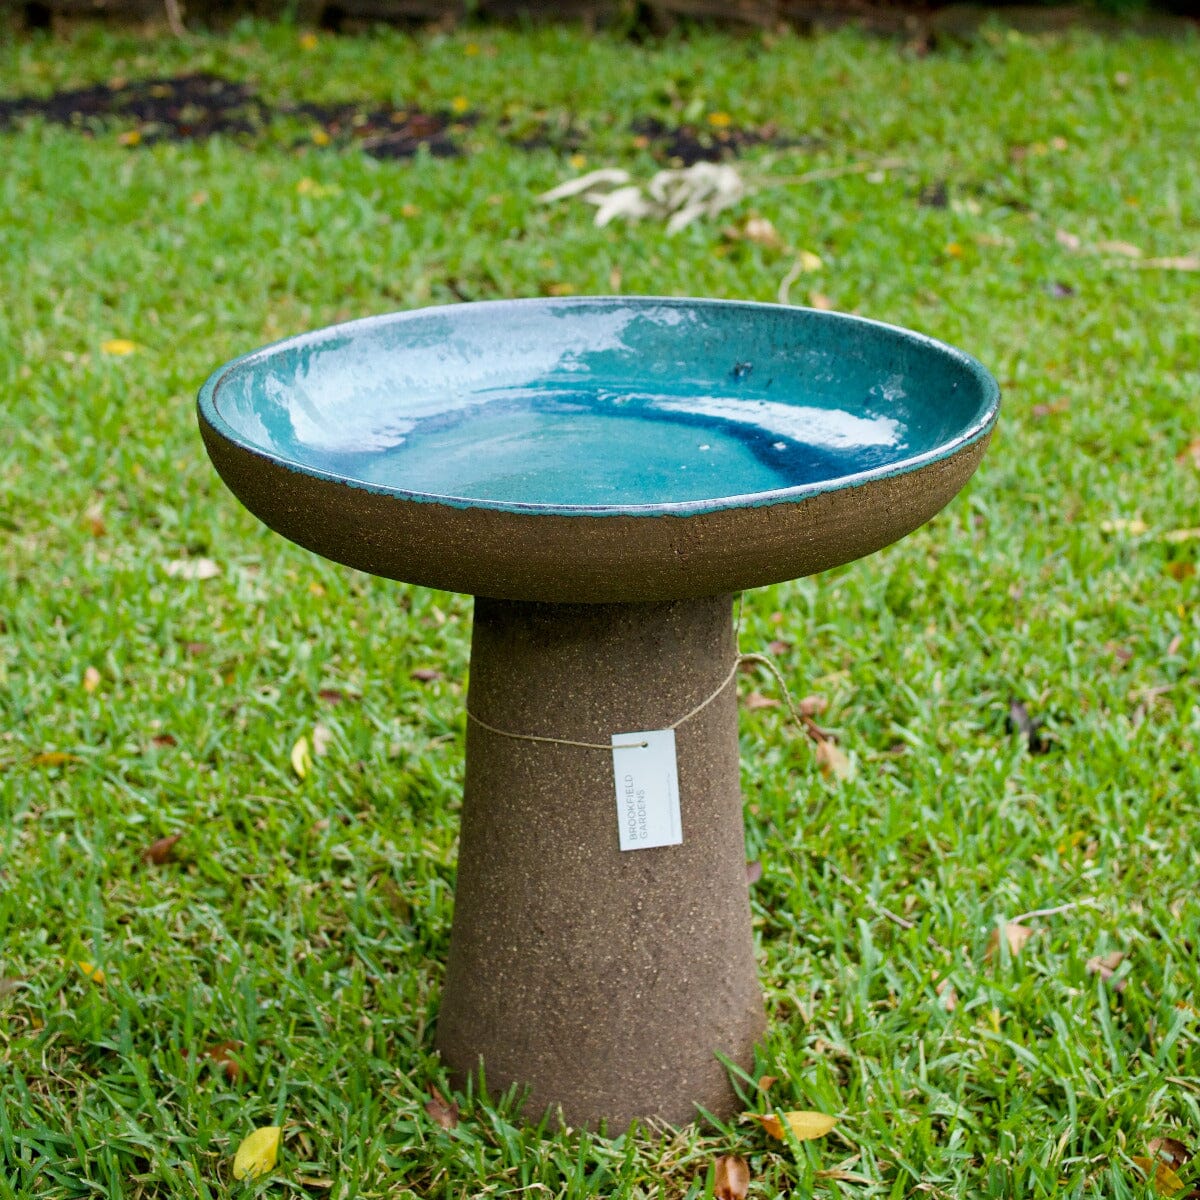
left=436, top=595, right=765, bottom=1130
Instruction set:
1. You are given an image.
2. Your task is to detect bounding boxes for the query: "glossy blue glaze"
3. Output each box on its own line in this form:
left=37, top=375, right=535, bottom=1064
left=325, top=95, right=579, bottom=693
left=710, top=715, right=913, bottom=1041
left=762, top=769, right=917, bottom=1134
left=199, top=298, right=999, bottom=517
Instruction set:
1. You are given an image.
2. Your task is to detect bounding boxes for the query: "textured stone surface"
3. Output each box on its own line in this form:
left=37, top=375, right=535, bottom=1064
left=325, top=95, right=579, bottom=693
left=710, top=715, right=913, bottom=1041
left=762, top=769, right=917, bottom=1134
left=200, top=422, right=990, bottom=603
left=437, top=594, right=765, bottom=1130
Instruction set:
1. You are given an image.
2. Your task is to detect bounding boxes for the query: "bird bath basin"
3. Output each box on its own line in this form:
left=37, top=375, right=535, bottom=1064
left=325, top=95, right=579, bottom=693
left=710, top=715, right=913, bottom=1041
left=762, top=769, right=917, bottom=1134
left=198, top=297, right=999, bottom=1130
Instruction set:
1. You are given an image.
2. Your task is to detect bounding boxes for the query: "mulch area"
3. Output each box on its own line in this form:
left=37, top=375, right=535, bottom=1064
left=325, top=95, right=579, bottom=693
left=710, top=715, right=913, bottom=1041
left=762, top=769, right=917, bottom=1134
left=0, top=71, right=802, bottom=164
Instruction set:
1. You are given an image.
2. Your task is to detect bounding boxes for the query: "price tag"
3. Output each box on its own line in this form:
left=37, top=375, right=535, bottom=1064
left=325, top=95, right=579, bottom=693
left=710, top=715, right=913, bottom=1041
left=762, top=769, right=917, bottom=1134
left=611, top=729, right=682, bottom=851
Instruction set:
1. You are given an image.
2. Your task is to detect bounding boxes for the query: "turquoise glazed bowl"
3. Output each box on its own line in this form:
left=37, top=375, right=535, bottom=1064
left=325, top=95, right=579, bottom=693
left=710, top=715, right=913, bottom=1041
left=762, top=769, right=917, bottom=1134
left=199, top=297, right=999, bottom=602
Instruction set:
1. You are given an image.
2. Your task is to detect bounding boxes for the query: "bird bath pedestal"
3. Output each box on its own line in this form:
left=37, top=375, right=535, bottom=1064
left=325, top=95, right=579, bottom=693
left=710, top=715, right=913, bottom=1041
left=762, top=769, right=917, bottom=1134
left=199, top=298, right=999, bottom=1130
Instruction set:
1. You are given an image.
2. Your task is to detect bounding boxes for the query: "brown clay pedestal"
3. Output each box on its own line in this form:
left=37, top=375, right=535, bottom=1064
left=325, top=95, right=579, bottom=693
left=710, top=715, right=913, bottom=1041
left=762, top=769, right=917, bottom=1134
left=436, top=594, right=766, bottom=1130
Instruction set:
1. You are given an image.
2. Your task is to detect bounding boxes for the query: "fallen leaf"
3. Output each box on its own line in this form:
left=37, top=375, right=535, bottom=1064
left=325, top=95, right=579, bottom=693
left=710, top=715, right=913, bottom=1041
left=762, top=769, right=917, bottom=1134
left=985, top=922, right=1034, bottom=960
left=743, top=216, right=784, bottom=249
left=815, top=739, right=852, bottom=780
left=799, top=695, right=828, bottom=717
left=83, top=504, right=106, bottom=536
left=749, top=1110, right=838, bottom=1141
left=745, top=691, right=780, bottom=711
left=936, top=977, right=958, bottom=1011
left=756, top=1073, right=778, bottom=1091
left=808, top=291, right=835, bottom=310
left=163, top=558, right=220, bottom=581
left=203, top=1040, right=243, bottom=1081
left=185, top=641, right=210, bottom=656
left=76, top=960, right=105, bottom=984
left=141, top=833, right=182, bottom=865
left=311, top=723, right=334, bottom=757
left=1132, top=1155, right=1187, bottom=1197
left=745, top=860, right=763, bottom=885
left=1033, top=398, right=1070, bottom=419
left=1087, top=950, right=1126, bottom=977
left=1147, top=1138, right=1192, bottom=1173
left=1055, top=229, right=1082, bottom=251
left=83, top=666, right=101, bottom=692
left=291, top=736, right=312, bottom=779
left=767, top=639, right=792, bottom=656
left=708, top=111, right=733, bottom=129
left=425, top=1087, right=459, bottom=1130
left=0, top=976, right=24, bottom=997
left=151, top=733, right=178, bottom=748
left=410, top=668, right=442, bottom=683
left=1100, top=517, right=1148, bottom=536
left=713, top=1153, right=750, bottom=1200
left=318, top=688, right=347, bottom=704
left=30, top=751, right=78, bottom=767
left=1105, top=641, right=1134, bottom=664
left=100, top=338, right=138, bottom=355
left=233, top=1125, right=281, bottom=1181
left=1167, top=562, right=1196, bottom=582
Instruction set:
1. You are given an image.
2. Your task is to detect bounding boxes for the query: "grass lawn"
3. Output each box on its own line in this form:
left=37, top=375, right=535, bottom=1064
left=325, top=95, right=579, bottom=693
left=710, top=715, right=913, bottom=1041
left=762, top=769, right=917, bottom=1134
left=1, top=14, right=1198, bottom=1199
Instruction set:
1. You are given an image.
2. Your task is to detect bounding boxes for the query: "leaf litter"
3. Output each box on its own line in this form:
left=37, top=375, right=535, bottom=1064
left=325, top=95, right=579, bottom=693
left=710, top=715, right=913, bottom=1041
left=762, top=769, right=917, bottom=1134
left=748, top=1109, right=838, bottom=1141
left=713, top=1153, right=750, bottom=1200
left=233, top=1125, right=281, bottom=1180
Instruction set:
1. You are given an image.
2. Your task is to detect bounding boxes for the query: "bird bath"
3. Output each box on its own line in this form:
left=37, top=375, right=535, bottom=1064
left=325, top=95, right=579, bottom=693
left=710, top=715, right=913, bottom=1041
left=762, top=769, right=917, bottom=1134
left=198, top=297, right=999, bottom=1130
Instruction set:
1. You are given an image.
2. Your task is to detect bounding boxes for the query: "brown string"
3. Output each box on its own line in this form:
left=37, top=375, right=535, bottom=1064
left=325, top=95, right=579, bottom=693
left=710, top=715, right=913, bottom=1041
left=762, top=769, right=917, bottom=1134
left=463, top=597, right=809, bottom=752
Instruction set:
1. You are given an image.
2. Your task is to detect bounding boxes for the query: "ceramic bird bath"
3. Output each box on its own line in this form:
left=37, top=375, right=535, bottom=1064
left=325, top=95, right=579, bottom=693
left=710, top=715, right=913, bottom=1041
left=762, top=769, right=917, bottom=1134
left=198, top=297, right=999, bottom=1130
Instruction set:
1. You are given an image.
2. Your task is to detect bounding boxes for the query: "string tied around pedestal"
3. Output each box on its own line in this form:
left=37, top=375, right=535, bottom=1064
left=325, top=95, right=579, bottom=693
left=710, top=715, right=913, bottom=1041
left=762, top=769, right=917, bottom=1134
left=463, top=600, right=816, bottom=751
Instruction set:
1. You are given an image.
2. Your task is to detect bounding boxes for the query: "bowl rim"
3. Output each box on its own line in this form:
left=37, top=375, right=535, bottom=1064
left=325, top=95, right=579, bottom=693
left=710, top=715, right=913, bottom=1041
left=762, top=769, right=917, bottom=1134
left=197, top=295, right=1001, bottom=519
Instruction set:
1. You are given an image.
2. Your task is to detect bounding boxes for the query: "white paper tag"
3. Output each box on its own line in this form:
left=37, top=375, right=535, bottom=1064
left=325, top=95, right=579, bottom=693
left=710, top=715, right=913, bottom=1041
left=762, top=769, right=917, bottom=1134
left=612, top=729, right=682, bottom=851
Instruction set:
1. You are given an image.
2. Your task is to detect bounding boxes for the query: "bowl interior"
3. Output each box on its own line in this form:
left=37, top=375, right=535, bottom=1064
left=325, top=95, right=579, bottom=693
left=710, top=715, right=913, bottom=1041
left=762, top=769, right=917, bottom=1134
left=203, top=298, right=998, bottom=515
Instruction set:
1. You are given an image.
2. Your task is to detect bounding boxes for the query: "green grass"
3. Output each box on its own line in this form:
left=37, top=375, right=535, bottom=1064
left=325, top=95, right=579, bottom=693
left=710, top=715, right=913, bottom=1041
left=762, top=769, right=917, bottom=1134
left=2, top=15, right=1199, bottom=1200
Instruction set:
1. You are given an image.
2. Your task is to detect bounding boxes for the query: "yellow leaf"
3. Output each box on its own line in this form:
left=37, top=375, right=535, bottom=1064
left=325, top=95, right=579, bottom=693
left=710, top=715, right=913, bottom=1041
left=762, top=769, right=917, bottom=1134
left=1101, top=517, right=1148, bottom=536
left=100, top=339, right=138, bottom=356
left=233, top=1125, right=281, bottom=1181
left=1132, top=1155, right=1186, bottom=1197
left=76, top=960, right=105, bottom=984
left=708, top=111, right=733, bottom=128
left=798, top=250, right=823, bottom=272
left=748, top=1109, right=837, bottom=1141
left=291, top=736, right=312, bottom=779
left=783, top=1110, right=838, bottom=1140
left=30, top=751, right=78, bottom=767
